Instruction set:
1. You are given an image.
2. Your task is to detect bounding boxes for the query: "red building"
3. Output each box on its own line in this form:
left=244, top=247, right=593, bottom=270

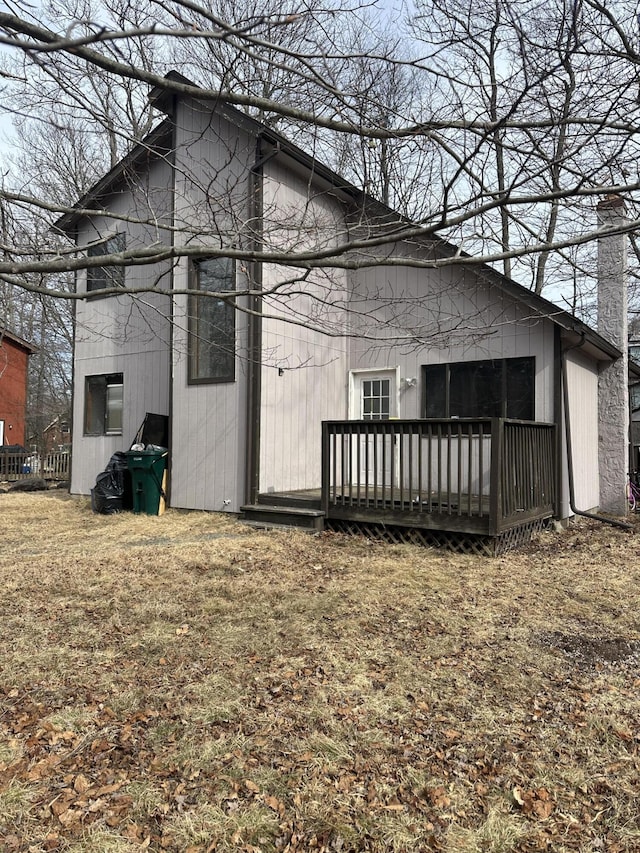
left=0, top=330, right=37, bottom=447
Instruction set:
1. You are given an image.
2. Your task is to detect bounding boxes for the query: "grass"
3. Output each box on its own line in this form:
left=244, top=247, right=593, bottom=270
left=1, top=492, right=640, bottom=851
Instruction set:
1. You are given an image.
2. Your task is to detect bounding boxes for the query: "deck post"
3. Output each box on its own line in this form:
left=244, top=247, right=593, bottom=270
left=489, top=418, right=504, bottom=535
left=321, top=422, right=330, bottom=515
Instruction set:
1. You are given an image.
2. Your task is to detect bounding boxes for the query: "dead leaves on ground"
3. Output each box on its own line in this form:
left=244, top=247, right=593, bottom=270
left=512, top=786, right=555, bottom=820
left=3, top=679, right=638, bottom=852
left=2, top=509, right=640, bottom=851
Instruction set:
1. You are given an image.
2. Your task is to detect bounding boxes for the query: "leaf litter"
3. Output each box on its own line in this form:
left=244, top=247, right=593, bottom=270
left=1, top=493, right=640, bottom=851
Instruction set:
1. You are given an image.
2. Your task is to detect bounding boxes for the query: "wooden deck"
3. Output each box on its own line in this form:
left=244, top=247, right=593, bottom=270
left=327, top=489, right=494, bottom=533
left=252, top=418, right=556, bottom=549
left=259, top=487, right=500, bottom=536
left=258, top=487, right=492, bottom=515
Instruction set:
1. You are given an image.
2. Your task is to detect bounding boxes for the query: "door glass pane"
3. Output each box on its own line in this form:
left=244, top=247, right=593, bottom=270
left=362, top=377, right=391, bottom=420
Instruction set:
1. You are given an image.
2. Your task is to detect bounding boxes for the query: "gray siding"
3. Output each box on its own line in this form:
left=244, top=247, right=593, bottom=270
left=348, top=251, right=556, bottom=422
left=258, top=161, right=349, bottom=493
left=168, top=99, right=255, bottom=511
left=71, top=156, right=173, bottom=495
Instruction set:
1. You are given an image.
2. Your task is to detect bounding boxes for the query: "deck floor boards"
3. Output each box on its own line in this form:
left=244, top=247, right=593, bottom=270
left=259, top=486, right=551, bottom=537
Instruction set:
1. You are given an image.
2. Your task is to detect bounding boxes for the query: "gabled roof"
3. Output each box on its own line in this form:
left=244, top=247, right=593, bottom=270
left=52, top=119, right=173, bottom=237
left=0, top=329, right=37, bottom=354
left=53, top=72, right=622, bottom=363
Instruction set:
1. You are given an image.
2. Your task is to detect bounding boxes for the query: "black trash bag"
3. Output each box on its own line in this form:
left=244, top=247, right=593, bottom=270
left=91, top=452, right=133, bottom=514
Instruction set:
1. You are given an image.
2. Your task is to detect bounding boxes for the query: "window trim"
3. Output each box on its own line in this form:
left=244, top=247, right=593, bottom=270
left=188, top=256, right=236, bottom=385
left=86, top=233, right=126, bottom=294
left=421, top=356, right=535, bottom=420
left=84, top=373, right=124, bottom=436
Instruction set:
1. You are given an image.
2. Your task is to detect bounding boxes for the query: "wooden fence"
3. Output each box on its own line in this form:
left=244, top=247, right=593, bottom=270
left=0, top=450, right=70, bottom=482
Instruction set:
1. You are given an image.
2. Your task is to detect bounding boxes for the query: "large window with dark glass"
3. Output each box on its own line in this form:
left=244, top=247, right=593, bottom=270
left=84, top=373, right=123, bottom=435
left=422, top=357, right=534, bottom=420
left=188, top=257, right=236, bottom=383
left=86, top=233, right=126, bottom=292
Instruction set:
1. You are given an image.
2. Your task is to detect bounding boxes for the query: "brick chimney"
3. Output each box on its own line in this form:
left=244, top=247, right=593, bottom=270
left=597, top=194, right=629, bottom=515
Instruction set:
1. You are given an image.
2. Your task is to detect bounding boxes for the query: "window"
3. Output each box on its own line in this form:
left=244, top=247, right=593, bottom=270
left=84, top=374, right=123, bottom=435
left=361, top=378, right=391, bottom=420
left=86, top=233, right=126, bottom=292
left=423, top=357, right=534, bottom=420
left=189, top=257, right=236, bottom=383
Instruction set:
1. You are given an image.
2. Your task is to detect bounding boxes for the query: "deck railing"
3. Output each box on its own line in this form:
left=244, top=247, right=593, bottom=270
left=321, top=419, right=556, bottom=535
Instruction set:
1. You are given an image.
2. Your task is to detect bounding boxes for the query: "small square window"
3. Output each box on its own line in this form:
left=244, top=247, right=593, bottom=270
left=87, top=233, right=126, bottom=292
left=84, top=373, right=123, bottom=435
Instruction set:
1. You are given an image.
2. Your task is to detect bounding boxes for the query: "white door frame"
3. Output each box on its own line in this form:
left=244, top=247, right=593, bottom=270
left=348, top=368, right=401, bottom=488
left=348, top=367, right=400, bottom=420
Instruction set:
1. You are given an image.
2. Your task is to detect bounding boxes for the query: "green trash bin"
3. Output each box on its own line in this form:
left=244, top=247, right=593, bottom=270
left=126, top=449, right=168, bottom=515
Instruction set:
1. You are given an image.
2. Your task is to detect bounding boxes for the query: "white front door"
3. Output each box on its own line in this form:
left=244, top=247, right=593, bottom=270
left=349, top=369, right=399, bottom=487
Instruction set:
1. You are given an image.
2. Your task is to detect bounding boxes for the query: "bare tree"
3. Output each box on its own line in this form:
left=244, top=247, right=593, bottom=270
left=0, top=0, right=639, bottom=304
left=412, top=0, right=640, bottom=304
left=0, top=195, right=73, bottom=450
left=0, top=0, right=171, bottom=447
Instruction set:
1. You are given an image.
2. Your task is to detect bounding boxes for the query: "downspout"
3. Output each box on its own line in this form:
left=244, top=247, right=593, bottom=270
left=69, top=231, right=78, bottom=493
left=561, top=337, right=632, bottom=530
left=244, top=135, right=280, bottom=506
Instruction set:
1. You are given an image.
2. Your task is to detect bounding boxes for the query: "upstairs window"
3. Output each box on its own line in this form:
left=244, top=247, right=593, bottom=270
left=84, top=373, right=123, bottom=435
left=423, top=357, right=535, bottom=420
left=189, top=257, right=236, bottom=383
left=87, top=233, right=126, bottom=292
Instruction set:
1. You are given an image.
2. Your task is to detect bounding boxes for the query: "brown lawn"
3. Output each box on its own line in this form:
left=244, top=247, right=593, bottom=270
left=1, top=492, right=640, bottom=852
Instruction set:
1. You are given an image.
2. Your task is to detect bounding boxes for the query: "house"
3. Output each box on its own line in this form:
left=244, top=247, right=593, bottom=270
left=41, top=415, right=72, bottom=455
left=53, top=75, right=631, bottom=552
left=0, top=329, right=37, bottom=447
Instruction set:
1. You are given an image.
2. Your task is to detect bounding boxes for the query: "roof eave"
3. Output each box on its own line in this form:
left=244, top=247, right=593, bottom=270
left=1, top=329, right=38, bottom=354
left=52, top=119, right=174, bottom=236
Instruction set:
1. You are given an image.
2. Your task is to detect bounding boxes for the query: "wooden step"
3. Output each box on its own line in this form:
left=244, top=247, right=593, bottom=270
left=241, top=504, right=325, bottom=532
left=257, top=492, right=322, bottom=510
